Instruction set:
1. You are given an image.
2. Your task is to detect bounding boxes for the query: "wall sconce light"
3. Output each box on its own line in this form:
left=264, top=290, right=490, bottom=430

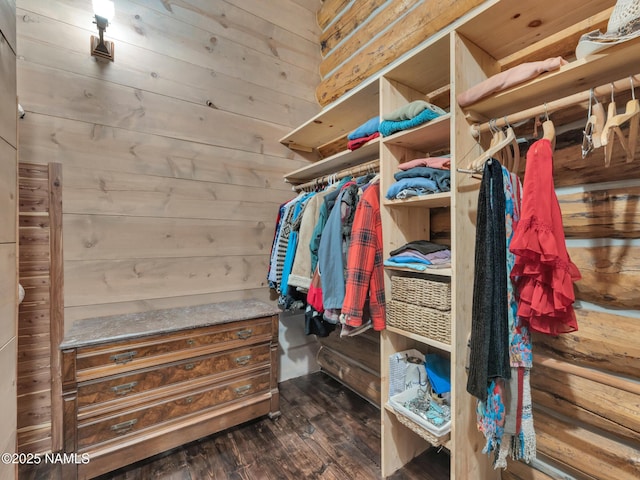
left=91, top=0, right=115, bottom=62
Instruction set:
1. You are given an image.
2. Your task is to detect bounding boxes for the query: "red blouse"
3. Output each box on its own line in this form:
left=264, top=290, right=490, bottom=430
left=509, top=139, right=581, bottom=335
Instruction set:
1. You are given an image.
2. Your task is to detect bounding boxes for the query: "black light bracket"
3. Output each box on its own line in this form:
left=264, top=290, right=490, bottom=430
left=91, top=14, right=114, bottom=62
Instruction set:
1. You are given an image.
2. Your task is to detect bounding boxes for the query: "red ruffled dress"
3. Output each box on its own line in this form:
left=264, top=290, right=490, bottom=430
left=509, top=138, right=581, bottom=335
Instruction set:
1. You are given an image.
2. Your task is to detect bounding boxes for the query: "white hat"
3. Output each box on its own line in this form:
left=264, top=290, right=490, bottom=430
left=576, top=0, right=640, bottom=59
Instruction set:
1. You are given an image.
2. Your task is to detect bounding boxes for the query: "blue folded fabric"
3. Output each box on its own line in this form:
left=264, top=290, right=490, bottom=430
left=383, top=259, right=428, bottom=271
left=386, top=177, right=438, bottom=199
left=387, top=255, right=432, bottom=265
left=425, top=354, right=451, bottom=394
left=394, top=166, right=451, bottom=192
left=348, top=116, right=380, bottom=140
left=379, top=108, right=443, bottom=137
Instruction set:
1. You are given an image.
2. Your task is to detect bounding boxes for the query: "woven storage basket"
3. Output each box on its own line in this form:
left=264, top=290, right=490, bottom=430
left=391, top=276, right=451, bottom=311
left=394, top=410, right=450, bottom=447
left=387, top=299, right=451, bottom=345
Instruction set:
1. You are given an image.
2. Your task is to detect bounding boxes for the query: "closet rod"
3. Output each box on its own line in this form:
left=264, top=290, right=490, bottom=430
left=291, top=159, right=379, bottom=192
left=471, top=73, right=640, bottom=136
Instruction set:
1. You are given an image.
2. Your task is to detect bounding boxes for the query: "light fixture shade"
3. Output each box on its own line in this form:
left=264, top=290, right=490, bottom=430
left=92, top=0, right=115, bottom=21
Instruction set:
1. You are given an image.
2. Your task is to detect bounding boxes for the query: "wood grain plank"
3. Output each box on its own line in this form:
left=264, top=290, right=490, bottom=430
left=0, top=31, right=16, bottom=148
left=64, top=215, right=274, bottom=261
left=317, top=0, right=350, bottom=30
left=64, top=255, right=271, bottom=306
left=18, top=0, right=319, bottom=102
left=316, top=0, right=484, bottom=105
left=16, top=14, right=319, bottom=127
left=16, top=427, right=51, bottom=455
left=559, top=185, right=640, bottom=239
left=531, top=364, right=640, bottom=444
left=130, top=0, right=320, bottom=73
left=17, top=114, right=306, bottom=192
left=500, top=461, right=555, bottom=480
left=0, top=339, right=17, bottom=468
left=569, top=245, right=640, bottom=309
left=319, top=0, right=387, bottom=57
left=535, top=409, right=640, bottom=480
left=62, top=168, right=289, bottom=221
left=319, top=0, right=421, bottom=76
left=0, top=139, right=16, bottom=242
left=0, top=244, right=17, bottom=349
left=228, top=0, right=319, bottom=42
left=18, top=61, right=292, bottom=159
left=0, top=0, right=16, bottom=54
left=533, top=308, right=639, bottom=378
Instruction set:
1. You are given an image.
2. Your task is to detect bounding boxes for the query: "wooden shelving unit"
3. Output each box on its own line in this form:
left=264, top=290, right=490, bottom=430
left=278, top=1, right=634, bottom=478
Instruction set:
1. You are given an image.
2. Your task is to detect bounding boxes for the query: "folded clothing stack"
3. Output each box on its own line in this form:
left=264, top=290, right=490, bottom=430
left=386, top=156, right=451, bottom=200
left=347, top=116, right=380, bottom=151
left=384, top=240, right=451, bottom=271
left=379, top=100, right=447, bottom=137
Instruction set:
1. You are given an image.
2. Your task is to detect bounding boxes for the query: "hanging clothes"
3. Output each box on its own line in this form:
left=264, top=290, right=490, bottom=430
left=476, top=166, right=536, bottom=468
left=467, top=159, right=511, bottom=402
left=341, top=182, right=386, bottom=331
left=509, top=138, right=581, bottom=335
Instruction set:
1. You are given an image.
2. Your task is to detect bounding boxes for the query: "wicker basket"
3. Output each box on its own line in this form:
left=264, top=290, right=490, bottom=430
left=391, top=276, right=451, bottom=311
left=393, top=409, right=450, bottom=447
left=387, top=299, right=451, bottom=345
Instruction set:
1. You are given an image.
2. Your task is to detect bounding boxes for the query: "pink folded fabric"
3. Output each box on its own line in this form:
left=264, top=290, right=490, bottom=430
left=457, top=57, right=568, bottom=108
left=398, top=157, right=451, bottom=170
left=347, top=132, right=380, bottom=151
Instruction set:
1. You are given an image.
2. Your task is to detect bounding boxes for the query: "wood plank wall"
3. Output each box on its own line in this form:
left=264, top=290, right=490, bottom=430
left=15, top=0, right=321, bottom=328
left=17, top=163, right=63, bottom=454
left=315, top=0, right=485, bottom=106
left=0, top=0, right=18, bottom=478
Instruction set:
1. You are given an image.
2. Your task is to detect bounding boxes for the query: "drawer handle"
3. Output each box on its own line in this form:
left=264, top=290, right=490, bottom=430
left=109, top=351, right=138, bottom=364
left=235, top=355, right=252, bottom=366
left=186, top=339, right=195, bottom=346
left=111, top=381, right=137, bottom=396
left=234, top=384, right=252, bottom=397
left=110, top=419, right=137, bottom=434
left=236, top=329, right=253, bottom=340
left=184, top=363, right=195, bottom=371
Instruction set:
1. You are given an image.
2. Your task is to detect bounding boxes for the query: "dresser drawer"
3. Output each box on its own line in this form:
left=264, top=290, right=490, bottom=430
left=77, top=369, right=271, bottom=449
left=75, top=317, right=273, bottom=380
left=76, top=343, right=271, bottom=411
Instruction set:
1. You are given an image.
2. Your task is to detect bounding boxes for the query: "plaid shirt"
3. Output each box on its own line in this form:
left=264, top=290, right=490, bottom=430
left=342, top=183, right=386, bottom=330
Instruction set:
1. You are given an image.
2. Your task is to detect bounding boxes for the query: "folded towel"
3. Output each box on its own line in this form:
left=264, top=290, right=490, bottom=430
left=394, top=166, right=451, bottom=192
left=383, top=100, right=446, bottom=122
left=379, top=108, right=444, bottom=137
left=347, top=116, right=380, bottom=140
left=398, top=156, right=451, bottom=171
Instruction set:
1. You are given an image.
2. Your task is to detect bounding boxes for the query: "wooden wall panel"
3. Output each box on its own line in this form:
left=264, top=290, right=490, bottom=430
left=0, top=244, right=17, bottom=349
left=317, top=0, right=350, bottom=30
left=0, top=139, right=17, bottom=243
left=0, top=31, right=17, bottom=148
left=17, top=114, right=305, bottom=193
left=0, top=0, right=16, bottom=53
left=16, top=0, right=320, bottom=326
left=0, top=339, right=17, bottom=480
left=16, top=12, right=318, bottom=128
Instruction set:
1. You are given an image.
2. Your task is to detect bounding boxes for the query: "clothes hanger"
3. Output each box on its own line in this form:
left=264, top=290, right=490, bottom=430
left=503, top=116, right=520, bottom=174
left=582, top=89, right=606, bottom=158
left=468, top=122, right=517, bottom=171
left=602, top=77, right=640, bottom=165
left=541, top=103, right=556, bottom=151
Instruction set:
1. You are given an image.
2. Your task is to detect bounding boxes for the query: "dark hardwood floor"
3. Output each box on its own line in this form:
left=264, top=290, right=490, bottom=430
left=19, top=372, right=450, bottom=480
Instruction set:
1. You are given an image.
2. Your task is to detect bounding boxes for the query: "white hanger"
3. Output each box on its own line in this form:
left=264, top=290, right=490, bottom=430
left=602, top=78, right=640, bottom=165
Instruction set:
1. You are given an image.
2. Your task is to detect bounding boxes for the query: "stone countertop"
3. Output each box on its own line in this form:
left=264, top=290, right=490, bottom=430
left=60, top=299, right=281, bottom=349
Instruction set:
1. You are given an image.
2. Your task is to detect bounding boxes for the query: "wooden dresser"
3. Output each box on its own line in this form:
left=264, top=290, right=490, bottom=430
left=59, top=299, right=280, bottom=480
